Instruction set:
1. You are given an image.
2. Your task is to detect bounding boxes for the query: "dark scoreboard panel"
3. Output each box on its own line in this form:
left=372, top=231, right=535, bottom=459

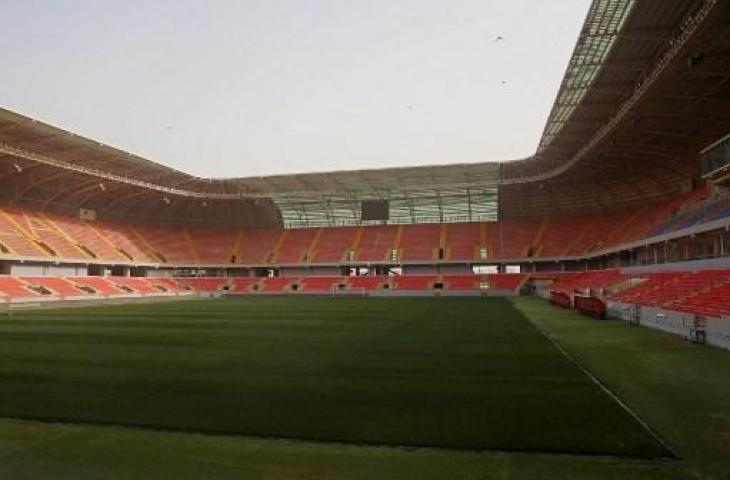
left=361, top=200, right=389, bottom=221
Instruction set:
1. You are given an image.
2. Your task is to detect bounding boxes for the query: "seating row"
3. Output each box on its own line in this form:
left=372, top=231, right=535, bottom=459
left=0, top=274, right=527, bottom=300
left=549, top=269, right=730, bottom=318
left=0, top=188, right=722, bottom=265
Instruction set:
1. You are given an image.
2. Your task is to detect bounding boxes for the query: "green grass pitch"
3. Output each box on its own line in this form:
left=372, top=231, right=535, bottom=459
left=0, top=297, right=663, bottom=456
left=1, top=296, right=730, bottom=479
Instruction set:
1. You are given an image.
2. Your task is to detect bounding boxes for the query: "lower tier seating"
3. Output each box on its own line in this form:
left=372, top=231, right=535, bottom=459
left=22, top=277, right=86, bottom=297
left=613, top=270, right=730, bottom=311
left=2, top=270, right=730, bottom=319
left=550, top=270, right=629, bottom=295
left=550, top=269, right=730, bottom=318
left=0, top=273, right=529, bottom=300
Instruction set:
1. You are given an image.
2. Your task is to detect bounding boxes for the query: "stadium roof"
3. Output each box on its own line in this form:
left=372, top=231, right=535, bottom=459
left=538, top=0, right=635, bottom=149
left=1, top=0, right=729, bottom=227
left=253, top=164, right=500, bottom=227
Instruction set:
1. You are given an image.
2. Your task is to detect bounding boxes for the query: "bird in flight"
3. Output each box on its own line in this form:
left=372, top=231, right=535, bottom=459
left=494, top=36, right=504, bottom=43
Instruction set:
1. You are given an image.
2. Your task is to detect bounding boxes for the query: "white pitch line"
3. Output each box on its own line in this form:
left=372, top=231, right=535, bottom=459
left=517, top=301, right=676, bottom=459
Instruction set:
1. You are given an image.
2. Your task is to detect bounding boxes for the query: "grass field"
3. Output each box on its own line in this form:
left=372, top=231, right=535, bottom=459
left=0, top=296, right=728, bottom=479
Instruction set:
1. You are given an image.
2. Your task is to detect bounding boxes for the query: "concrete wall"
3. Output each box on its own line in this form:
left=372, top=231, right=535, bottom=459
left=621, top=257, right=730, bottom=274
left=402, top=265, right=437, bottom=275
left=10, top=263, right=87, bottom=276
left=608, top=301, right=730, bottom=351
left=436, top=264, right=472, bottom=274
left=280, top=266, right=340, bottom=277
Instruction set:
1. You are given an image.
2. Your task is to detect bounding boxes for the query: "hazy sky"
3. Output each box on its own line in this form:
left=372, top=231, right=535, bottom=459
left=1, top=0, right=590, bottom=178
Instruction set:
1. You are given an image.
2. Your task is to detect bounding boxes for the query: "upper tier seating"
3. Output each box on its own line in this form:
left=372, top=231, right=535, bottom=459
left=400, top=224, right=441, bottom=261
left=0, top=209, right=48, bottom=257
left=133, top=226, right=194, bottom=263
left=651, top=189, right=717, bottom=236
left=445, top=223, right=483, bottom=260
left=275, top=228, right=319, bottom=263
left=97, top=222, right=157, bottom=262
left=3, top=208, right=85, bottom=259
left=0, top=188, right=725, bottom=265
left=311, top=227, right=358, bottom=263
left=355, top=225, right=399, bottom=262
left=493, top=220, right=540, bottom=258
left=539, top=216, right=593, bottom=257
left=235, top=230, right=281, bottom=264
left=189, top=230, right=236, bottom=264
left=47, top=213, right=128, bottom=261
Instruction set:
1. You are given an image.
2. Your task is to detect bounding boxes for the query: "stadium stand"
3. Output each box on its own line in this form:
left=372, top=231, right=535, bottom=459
left=4, top=208, right=83, bottom=259
left=178, top=277, right=227, bottom=292
left=275, top=228, right=319, bottom=263
left=355, top=225, right=400, bottom=262
left=310, top=227, right=358, bottom=263
left=230, top=277, right=261, bottom=292
left=485, top=274, right=528, bottom=291
left=348, top=275, right=391, bottom=291
left=393, top=275, right=439, bottom=290
left=71, top=276, right=125, bottom=296
left=301, top=276, right=349, bottom=292
left=259, top=277, right=297, bottom=293
left=21, top=276, right=86, bottom=297
left=48, top=214, right=125, bottom=261
left=131, top=226, right=193, bottom=264
left=0, top=212, right=45, bottom=257
left=400, top=224, right=441, bottom=261
left=148, top=277, right=185, bottom=293
left=97, top=222, right=156, bottom=263
left=443, top=274, right=480, bottom=290
left=542, top=268, right=730, bottom=321
left=550, top=270, right=629, bottom=296
left=190, top=230, right=236, bottom=264
left=0, top=277, right=39, bottom=298
left=5, top=268, right=730, bottom=321
left=234, top=229, right=280, bottom=264
left=0, top=183, right=724, bottom=270
left=444, top=223, right=483, bottom=260
left=493, top=220, right=541, bottom=258
left=674, top=280, right=730, bottom=317
left=613, top=271, right=730, bottom=309
left=1, top=192, right=725, bottom=267
left=539, top=217, right=587, bottom=258
left=110, top=277, right=163, bottom=295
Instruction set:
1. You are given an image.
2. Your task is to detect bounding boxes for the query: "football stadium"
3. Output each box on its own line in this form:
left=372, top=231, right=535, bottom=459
left=1, top=1, right=730, bottom=478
